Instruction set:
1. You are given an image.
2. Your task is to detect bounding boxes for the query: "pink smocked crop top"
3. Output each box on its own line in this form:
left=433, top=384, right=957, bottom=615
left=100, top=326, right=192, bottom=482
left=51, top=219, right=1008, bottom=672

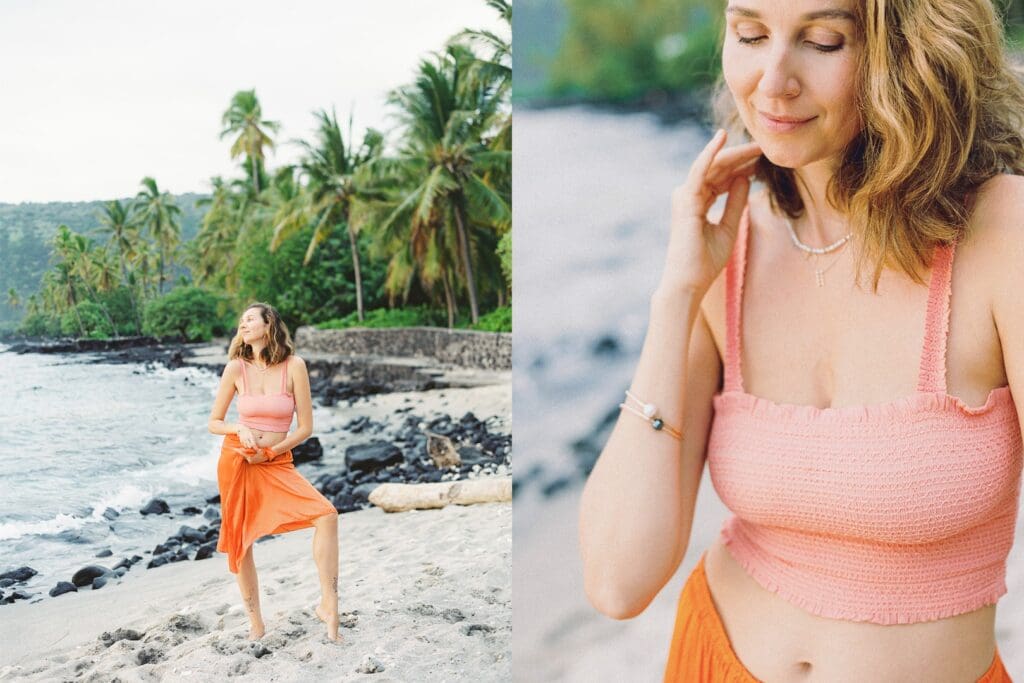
left=236, top=357, right=295, bottom=432
left=706, top=206, right=1022, bottom=625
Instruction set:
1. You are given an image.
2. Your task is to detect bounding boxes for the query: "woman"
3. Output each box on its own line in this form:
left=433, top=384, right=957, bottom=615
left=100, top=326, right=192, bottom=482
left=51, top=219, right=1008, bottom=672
left=208, top=302, right=341, bottom=642
left=579, top=1, right=1024, bottom=680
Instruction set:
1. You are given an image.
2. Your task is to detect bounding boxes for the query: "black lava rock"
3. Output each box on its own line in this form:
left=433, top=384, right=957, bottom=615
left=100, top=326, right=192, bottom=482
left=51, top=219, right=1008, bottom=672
left=71, top=565, right=114, bottom=587
left=345, top=441, right=403, bottom=472
left=292, top=437, right=324, bottom=464
left=194, top=542, right=217, bottom=561
left=140, top=499, right=170, bottom=516
left=0, top=566, right=37, bottom=584
left=49, top=581, right=78, bottom=597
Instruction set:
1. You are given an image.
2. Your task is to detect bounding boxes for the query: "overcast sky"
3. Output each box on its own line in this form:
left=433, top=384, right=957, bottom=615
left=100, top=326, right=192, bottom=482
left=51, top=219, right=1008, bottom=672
left=0, top=1, right=505, bottom=203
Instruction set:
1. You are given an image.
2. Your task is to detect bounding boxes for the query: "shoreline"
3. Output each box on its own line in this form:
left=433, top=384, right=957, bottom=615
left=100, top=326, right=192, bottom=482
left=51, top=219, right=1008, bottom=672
left=0, top=501, right=511, bottom=681
left=0, top=340, right=511, bottom=615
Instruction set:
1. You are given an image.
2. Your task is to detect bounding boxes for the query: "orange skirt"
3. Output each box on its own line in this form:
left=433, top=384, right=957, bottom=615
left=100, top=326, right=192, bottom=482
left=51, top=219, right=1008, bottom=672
left=664, top=553, right=1013, bottom=682
left=216, top=432, right=337, bottom=573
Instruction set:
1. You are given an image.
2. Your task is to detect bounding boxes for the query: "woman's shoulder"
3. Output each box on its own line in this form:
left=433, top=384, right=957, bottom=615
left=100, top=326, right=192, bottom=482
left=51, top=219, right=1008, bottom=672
left=286, top=354, right=307, bottom=369
left=961, top=173, right=1024, bottom=261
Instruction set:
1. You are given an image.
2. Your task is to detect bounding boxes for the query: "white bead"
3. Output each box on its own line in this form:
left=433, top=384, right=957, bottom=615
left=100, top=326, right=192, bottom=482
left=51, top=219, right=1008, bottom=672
left=643, top=403, right=656, bottom=418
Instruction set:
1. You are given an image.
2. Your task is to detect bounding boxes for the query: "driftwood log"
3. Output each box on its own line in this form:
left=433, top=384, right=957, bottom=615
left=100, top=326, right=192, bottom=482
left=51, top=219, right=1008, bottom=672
left=368, top=477, right=512, bottom=512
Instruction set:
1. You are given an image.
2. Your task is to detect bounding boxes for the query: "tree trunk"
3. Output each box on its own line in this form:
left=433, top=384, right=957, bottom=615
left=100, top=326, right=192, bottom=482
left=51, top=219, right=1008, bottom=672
left=452, top=202, right=479, bottom=324
left=348, top=225, right=364, bottom=322
left=251, top=156, right=260, bottom=194
left=158, top=245, right=166, bottom=295
left=120, top=251, right=142, bottom=335
left=442, top=275, right=455, bottom=329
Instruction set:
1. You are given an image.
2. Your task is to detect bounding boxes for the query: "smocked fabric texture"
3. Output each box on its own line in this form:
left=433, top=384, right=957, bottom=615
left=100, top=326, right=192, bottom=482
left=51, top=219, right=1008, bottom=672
left=706, top=206, right=1023, bottom=625
left=662, top=554, right=1013, bottom=682
left=237, top=358, right=296, bottom=432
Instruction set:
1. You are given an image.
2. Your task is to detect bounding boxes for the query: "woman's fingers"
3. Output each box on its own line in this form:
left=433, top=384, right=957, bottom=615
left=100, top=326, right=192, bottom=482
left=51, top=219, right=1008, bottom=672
left=706, top=145, right=761, bottom=184
left=707, top=156, right=759, bottom=196
left=684, top=129, right=728, bottom=192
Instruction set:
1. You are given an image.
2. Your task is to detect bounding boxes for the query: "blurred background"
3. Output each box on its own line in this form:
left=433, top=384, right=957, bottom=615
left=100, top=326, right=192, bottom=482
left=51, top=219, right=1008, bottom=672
left=512, top=0, right=1024, bottom=680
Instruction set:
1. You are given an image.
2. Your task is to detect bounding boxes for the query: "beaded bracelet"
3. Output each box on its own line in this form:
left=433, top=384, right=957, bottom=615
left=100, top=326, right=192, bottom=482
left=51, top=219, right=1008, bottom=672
left=619, top=390, right=683, bottom=440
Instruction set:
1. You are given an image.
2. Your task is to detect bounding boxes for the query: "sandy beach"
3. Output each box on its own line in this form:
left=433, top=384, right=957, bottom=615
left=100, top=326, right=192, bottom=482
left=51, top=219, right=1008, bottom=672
left=0, top=501, right=510, bottom=682
left=0, top=340, right=511, bottom=682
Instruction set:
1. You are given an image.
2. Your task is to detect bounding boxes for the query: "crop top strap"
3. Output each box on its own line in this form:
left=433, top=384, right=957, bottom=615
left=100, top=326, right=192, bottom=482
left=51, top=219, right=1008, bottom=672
left=917, top=240, right=957, bottom=394
left=280, top=357, right=289, bottom=393
left=723, top=204, right=751, bottom=393
left=237, top=358, right=249, bottom=394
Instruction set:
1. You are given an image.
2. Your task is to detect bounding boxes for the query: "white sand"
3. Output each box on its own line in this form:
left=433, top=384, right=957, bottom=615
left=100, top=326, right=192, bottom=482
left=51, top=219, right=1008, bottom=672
left=0, top=350, right=512, bottom=682
left=0, top=502, right=511, bottom=682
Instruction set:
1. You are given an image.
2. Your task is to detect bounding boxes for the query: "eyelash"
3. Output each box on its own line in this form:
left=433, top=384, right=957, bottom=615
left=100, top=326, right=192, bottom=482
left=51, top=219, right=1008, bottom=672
left=736, top=36, right=843, bottom=53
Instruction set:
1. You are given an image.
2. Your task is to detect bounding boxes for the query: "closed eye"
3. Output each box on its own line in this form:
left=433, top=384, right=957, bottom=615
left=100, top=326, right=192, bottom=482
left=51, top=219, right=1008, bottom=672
left=736, top=36, right=843, bottom=53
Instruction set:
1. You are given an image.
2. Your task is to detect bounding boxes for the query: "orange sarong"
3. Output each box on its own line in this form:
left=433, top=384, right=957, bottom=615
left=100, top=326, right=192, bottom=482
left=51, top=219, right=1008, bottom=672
left=216, top=432, right=337, bottom=573
left=663, top=553, right=1013, bottom=682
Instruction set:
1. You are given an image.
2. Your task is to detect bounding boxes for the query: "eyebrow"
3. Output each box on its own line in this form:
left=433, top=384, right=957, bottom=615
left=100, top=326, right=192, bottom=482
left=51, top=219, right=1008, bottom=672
left=726, top=6, right=855, bottom=22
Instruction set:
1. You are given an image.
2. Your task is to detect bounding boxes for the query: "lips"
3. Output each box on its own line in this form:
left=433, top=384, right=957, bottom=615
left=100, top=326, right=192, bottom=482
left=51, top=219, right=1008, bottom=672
left=758, top=111, right=816, bottom=132
left=760, top=112, right=813, bottom=123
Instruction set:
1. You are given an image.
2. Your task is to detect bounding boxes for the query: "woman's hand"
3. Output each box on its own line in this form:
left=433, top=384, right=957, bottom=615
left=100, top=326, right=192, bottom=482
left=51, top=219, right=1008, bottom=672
left=232, top=445, right=275, bottom=464
left=248, top=447, right=274, bottom=465
left=237, top=426, right=258, bottom=449
left=660, top=129, right=761, bottom=296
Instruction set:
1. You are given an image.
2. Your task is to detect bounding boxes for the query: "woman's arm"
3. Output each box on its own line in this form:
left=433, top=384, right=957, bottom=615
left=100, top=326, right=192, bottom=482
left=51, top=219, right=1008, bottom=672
left=266, top=356, right=314, bottom=457
left=579, top=129, right=757, bottom=621
left=579, top=283, right=723, bottom=620
left=208, top=359, right=246, bottom=437
left=980, top=175, right=1024, bottom=444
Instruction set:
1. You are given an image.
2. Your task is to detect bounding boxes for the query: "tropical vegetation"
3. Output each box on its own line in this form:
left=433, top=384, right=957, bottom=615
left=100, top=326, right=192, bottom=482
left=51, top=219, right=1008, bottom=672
left=2, top=0, right=511, bottom=341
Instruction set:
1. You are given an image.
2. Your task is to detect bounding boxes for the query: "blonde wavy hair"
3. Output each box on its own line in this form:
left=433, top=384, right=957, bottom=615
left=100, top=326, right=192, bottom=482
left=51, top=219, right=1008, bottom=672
left=712, top=0, right=1024, bottom=289
left=227, top=302, right=295, bottom=366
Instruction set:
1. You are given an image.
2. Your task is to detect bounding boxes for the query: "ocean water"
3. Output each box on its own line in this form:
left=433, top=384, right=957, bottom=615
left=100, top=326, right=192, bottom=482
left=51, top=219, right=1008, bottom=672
left=0, top=346, right=300, bottom=600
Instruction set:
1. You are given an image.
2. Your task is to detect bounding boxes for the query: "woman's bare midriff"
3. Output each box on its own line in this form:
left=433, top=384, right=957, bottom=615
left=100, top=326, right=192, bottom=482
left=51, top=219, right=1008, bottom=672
left=249, top=430, right=288, bottom=450
left=702, top=538, right=999, bottom=682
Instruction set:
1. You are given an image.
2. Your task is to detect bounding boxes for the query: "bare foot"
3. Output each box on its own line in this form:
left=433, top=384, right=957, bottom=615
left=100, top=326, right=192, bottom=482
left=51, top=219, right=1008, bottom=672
left=248, top=621, right=265, bottom=640
left=315, top=604, right=341, bottom=642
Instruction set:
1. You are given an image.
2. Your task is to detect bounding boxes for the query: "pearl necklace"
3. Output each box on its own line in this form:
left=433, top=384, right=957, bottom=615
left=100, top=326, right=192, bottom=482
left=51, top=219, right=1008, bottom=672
left=784, top=216, right=853, bottom=287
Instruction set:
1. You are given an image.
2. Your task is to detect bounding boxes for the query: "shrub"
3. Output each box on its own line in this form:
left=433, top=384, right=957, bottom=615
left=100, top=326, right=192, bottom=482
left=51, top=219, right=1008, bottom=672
left=143, top=286, right=224, bottom=342
left=316, top=305, right=448, bottom=330
left=17, top=312, right=61, bottom=337
left=60, top=301, right=114, bottom=339
left=472, top=306, right=511, bottom=332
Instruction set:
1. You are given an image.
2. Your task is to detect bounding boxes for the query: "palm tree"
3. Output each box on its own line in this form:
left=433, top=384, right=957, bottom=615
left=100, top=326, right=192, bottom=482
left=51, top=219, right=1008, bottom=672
left=94, top=199, right=143, bottom=333
left=448, top=0, right=511, bottom=99
left=6, top=287, right=20, bottom=311
left=134, top=177, right=182, bottom=294
left=220, top=89, right=280, bottom=195
left=56, top=227, right=119, bottom=337
left=376, top=44, right=511, bottom=324
left=189, top=175, right=252, bottom=293
left=277, top=109, right=384, bottom=321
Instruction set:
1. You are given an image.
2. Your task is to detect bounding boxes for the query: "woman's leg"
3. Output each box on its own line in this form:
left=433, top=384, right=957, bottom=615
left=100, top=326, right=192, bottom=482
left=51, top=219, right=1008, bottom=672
left=312, top=511, right=340, bottom=641
left=236, top=544, right=265, bottom=639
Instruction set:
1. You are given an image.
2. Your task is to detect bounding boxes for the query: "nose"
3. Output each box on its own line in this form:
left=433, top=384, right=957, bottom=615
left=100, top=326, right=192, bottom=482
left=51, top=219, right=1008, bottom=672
left=757, top=47, right=800, bottom=99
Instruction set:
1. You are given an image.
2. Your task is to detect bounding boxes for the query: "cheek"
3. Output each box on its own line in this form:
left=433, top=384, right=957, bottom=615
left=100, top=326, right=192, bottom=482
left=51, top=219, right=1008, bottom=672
left=820, top=66, right=861, bottom=135
left=721, top=45, right=757, bottom=121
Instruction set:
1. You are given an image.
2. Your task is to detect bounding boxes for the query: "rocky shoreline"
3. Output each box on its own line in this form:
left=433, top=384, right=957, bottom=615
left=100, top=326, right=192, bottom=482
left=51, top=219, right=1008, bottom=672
left=0, top=337, right=511, bottom=609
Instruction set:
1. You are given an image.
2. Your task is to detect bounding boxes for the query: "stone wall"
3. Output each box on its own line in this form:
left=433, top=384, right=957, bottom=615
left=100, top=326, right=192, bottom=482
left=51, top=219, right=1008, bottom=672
left=294, top=326, right=511, bottom=371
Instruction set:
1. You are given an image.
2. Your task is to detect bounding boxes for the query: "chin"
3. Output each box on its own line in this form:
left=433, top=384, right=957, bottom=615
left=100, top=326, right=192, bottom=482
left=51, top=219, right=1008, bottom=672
left=751, top=140, right=818, bottom=170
